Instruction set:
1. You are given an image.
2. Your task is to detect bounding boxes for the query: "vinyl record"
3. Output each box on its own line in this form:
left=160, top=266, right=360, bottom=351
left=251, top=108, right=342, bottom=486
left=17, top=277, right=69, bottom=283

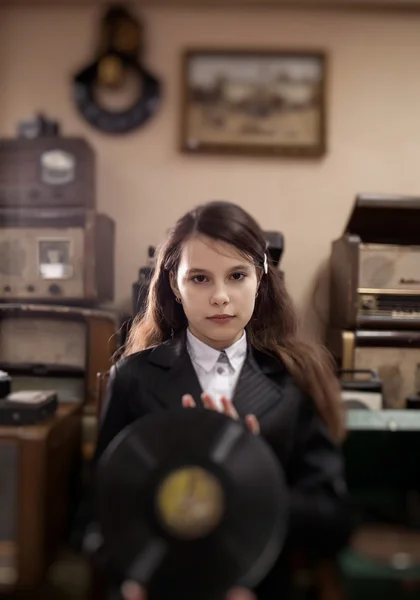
left=96, top=409, right=289, bottom=600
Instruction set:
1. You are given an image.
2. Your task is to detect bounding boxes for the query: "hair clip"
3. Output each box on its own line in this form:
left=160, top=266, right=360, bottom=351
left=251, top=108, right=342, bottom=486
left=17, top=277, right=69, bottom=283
left=263, top=253, right=268, bottom=274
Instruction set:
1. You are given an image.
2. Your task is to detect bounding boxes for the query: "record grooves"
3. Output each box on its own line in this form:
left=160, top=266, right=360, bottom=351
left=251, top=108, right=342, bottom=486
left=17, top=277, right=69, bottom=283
left=96, top=409, right=289, bottom=600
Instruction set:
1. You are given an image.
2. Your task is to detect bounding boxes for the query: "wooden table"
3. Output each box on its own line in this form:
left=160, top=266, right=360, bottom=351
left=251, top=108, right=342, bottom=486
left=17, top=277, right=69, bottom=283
left=0, top=403, right=82, bottom=593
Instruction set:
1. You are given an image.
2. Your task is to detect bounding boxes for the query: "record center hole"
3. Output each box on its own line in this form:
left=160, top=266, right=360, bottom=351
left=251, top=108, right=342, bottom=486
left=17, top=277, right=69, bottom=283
left=155, top=466, right=225, bottom=540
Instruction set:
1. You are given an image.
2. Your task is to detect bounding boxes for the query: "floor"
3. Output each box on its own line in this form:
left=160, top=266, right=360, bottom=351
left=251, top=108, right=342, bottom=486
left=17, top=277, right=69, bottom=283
left=3, top=549, right=91, bottom=600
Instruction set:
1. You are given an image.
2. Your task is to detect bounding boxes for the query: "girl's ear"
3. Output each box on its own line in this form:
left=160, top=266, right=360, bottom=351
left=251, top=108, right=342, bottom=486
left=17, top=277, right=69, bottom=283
left=169, top=271, right=180, bottom=298
left=255, top=265, right=265, bottom=295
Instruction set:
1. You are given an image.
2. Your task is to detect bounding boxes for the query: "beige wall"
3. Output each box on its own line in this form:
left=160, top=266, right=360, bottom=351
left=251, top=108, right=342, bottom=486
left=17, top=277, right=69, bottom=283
left=1, top=6, right=419, bottom=339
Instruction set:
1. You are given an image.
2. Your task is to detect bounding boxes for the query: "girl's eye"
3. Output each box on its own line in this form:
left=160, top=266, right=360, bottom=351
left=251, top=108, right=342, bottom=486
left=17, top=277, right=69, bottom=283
left=191, top=272, right=247, bottom=283
left=231, top=272, right=246, bottom=281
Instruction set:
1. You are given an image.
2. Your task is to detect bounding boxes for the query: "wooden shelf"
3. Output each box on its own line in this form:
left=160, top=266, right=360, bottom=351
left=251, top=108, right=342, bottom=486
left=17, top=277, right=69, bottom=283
left=2, top=0, right=420, bottom=10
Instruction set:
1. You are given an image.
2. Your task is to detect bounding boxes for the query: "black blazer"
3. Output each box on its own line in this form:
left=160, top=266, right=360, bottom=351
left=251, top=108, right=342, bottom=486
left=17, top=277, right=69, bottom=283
left=94, top=331, right=354, bottom=599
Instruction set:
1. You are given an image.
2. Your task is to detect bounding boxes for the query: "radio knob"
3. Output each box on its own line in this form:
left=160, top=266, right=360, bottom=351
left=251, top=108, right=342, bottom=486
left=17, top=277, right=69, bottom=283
left=361, top=296, right=376, bottom=310
left=48, top=284, right=62, bottom=296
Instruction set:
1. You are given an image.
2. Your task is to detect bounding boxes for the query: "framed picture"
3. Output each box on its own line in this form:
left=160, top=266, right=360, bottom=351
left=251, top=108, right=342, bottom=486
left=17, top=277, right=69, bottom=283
left=180, top=49, right=327, bottom=158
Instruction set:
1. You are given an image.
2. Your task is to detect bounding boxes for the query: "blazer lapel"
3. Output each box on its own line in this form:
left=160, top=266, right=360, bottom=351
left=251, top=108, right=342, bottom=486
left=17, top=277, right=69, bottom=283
left=233, top=347, right=283, bottom=420
left=145, top=331, right=204, bottom=410
left=144, top=330, right=284, bottom=419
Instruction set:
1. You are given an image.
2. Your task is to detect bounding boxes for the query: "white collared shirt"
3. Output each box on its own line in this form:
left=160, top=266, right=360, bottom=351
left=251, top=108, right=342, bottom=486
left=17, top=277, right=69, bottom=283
left=186, top=329, right=247, bottom=410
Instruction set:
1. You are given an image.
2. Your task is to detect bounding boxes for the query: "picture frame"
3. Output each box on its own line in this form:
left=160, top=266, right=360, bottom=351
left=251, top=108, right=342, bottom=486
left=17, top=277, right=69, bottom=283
left=180, top=49, right=327, bottom=158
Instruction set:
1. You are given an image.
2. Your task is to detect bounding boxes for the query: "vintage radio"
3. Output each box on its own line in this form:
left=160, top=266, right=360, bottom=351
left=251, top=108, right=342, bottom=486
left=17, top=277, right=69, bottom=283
left=132, top=245, right=155, bottom=316
left=328, top=329, right=420, bottom=409
left=342, top=410, right=420, bottom=574
left=0, top=303, right=119, bottom=409
left=0, top=136, right=95, bottom=209
left=0, top=208, right=114, bottom=304
left=265, top=230, right=284, bottom=268
left=340, top=370, right=384, bottom=410
left=0, top=389, right=58, bottom=427
left=329, top=194, right=420, bottom=330
left=0, top=403, right=81, bottom=592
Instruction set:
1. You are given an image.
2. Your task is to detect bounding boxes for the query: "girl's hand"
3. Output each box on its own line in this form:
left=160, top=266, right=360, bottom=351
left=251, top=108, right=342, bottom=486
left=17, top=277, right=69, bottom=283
left=121, top=581, right=256, bottom=600
left=182, top=393, right=260, bottom=436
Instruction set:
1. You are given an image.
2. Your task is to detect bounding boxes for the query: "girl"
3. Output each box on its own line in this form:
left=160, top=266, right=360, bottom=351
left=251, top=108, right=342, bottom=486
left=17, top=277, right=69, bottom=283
left=95, top=201, right=353, bottom=600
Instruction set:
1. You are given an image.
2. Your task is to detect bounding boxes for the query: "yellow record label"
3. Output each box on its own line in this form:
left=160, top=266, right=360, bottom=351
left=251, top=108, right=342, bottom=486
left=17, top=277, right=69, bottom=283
left=156, top=466, right=225, bottom=539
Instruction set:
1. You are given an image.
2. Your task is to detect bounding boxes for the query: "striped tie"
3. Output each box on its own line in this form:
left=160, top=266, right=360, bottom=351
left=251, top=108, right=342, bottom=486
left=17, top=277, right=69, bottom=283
left=216, top=350, right=229, bottom=374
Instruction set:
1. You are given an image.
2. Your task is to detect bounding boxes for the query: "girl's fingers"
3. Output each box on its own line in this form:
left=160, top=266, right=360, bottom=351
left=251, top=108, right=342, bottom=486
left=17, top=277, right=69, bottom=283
left=226, top=588, right=257, bottom=600
left=245, top=414, right=260, bottom=435
left=185, top=394, right=257, bottom=436
left=121, top=582, right=145, bottom=600
left=201, top=392, right=220, bottom=411
left=182, top=394, right=196, bottom=408
left=221, top=396, right=239, bottom=420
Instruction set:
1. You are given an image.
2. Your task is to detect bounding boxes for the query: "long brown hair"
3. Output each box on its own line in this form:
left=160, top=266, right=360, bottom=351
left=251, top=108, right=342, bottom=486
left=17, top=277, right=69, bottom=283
left=124, top=201, right=345, bottom=442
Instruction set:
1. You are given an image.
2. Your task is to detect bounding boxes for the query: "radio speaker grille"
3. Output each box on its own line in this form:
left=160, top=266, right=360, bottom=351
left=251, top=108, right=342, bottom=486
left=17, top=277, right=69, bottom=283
left=0, top=441, right=18, bottom=589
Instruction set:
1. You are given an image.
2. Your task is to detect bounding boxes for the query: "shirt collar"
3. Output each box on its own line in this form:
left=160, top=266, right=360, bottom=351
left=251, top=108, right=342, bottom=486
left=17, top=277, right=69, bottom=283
left=186, top=329, right=247, bottom=374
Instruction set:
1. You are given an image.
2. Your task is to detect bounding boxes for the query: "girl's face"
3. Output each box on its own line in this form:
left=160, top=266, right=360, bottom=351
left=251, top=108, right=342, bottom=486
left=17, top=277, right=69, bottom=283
left=172, top=235, right=259, bottom=350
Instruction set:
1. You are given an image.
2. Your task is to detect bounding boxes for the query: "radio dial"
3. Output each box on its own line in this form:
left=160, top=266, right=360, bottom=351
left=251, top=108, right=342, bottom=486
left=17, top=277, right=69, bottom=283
left=48, top=284, right=62, bottom=296
left=361, top=295, right=376, bottom=310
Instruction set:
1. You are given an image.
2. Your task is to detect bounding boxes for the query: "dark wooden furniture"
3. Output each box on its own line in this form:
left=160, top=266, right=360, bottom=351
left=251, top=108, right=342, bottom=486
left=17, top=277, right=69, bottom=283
left=0, top=403, right=82, bottom=593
